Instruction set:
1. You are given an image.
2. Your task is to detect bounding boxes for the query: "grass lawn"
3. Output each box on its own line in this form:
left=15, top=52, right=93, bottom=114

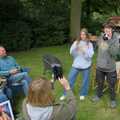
left=11, top=44, right=120, bottom=120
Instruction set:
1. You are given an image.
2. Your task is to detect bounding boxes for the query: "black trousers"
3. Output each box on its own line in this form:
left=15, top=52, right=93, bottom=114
left=96, top=68, right=117, bottom=100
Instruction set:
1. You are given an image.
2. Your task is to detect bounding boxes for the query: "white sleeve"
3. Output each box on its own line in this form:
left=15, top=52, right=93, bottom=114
left=83, top=42, right=94, bottom=60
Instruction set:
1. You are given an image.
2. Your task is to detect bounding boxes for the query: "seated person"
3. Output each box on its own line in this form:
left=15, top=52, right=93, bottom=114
left=22, top=77, right=76, bottom=120
left=0, top=91, right=8, bottom=103
left=0, top=46, right=31, bottom=98
left=0, top=77, right=8, bottom=103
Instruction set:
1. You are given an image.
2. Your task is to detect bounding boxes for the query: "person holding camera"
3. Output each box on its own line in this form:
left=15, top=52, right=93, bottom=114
left=60, top=28, right=94, bottom=101
left=22, top=77, right=76, bottom=120
left=92, top=22, right=120, bottom=108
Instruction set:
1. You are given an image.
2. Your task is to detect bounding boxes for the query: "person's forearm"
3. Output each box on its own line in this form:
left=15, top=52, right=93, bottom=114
left=70, top=41, right=78, bottom=55
left=83, top=48, right=94, bottom=60
left=65, top=90, right=76, bottom=117
left=66, top=90, right=74, bottom=98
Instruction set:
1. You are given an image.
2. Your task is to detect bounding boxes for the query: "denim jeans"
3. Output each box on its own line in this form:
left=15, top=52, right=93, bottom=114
left=64, top=67, right=90, bottom=96
left=0, top=89, right=8, bottom=102
left=7, top=72, right=31, bottom=97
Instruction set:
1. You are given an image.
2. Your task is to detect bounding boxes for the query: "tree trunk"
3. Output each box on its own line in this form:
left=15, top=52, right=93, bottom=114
left=70, top=0, right=81, bottom=41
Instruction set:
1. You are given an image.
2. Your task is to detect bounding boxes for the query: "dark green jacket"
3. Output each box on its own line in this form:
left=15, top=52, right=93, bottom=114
left=22, top=90, right=76, bottom=120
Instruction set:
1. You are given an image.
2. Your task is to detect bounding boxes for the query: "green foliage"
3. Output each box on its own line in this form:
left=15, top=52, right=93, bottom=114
left=0, top=21, right=32, bottom=51
left=23, top=0, right=70, bottom=47
left=0, top=0, right=70, bottom=51
left=0, top=0, right=20, bottom=21
left=81, top=0, right=120, bottom=35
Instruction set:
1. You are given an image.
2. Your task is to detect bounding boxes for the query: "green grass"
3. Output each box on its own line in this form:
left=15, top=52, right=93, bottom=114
left=11, top=44, right=120, bottom=120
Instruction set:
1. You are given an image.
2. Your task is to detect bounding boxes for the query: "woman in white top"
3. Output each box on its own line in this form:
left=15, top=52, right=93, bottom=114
left=60, top=28, right=94, bottom=101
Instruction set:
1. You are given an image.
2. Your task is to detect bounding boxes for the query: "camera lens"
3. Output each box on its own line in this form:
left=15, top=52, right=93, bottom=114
left=103, top=33, right=108, bottom=41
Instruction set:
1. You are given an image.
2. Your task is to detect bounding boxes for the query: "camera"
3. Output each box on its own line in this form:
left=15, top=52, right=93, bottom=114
left=103, top=33, right=109, bottom=41
left=52, top=64, right=63, bottom=80
left=51, top=64, right=63, bottom=89
left=42, top=54, right=63, bottom=89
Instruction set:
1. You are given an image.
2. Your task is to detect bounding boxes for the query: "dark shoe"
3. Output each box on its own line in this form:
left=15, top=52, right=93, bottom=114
left=92, top=95, right=100, bottom=102
left=110, top=100, right=117, bottom=108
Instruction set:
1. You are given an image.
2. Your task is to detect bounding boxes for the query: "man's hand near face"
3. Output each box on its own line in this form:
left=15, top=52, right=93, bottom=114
left=9, top=68, right=19, bottom=75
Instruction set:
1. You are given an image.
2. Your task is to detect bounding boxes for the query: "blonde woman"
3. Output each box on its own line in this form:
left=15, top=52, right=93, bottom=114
left=22, top=77, right=76, bottom=120
left=60, top=28, right=94, bottom=100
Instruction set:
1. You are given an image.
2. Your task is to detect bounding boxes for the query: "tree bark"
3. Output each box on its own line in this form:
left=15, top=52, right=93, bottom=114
left=70, top=0, right=81, bottom=41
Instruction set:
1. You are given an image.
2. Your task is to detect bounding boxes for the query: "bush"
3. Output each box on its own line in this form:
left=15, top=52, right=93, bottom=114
left=0, top=21, right=33, bottom=51
left=0, top=0, right=70, bottom=51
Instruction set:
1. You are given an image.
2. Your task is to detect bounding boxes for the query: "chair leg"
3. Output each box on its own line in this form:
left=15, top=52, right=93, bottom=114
left=117, top=78, right=120, bottom=94
left=92, top=64, right=96, bottom=90
left=92, top=78, right=96, bottom=90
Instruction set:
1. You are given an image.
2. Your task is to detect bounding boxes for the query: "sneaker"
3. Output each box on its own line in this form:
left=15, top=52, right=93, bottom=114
left=92, top=95, right=100, bottom=102
left=110, top=100, right=117, bottom=108
left=60, top=95, right=66, bottom=100
left=80, top=96, right=85, bottom=100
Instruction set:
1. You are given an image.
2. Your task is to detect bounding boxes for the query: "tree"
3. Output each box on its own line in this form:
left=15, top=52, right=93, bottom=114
left=70, top=0, right=81, bottom=40
left=90, top=0, right=120, bottom=15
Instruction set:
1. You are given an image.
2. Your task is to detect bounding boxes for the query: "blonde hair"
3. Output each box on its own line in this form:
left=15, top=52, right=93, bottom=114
left=27, top=77, right=54, bottom=106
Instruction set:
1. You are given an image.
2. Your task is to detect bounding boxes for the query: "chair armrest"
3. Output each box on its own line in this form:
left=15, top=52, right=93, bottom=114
left=21, top=67, right=31, bottom=72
